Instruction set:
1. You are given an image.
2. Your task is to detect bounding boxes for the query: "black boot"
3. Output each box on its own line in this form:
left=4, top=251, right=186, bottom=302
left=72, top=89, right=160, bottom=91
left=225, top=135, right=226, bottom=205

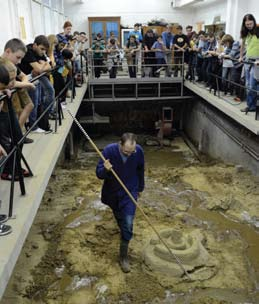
left=119, top=239, right=130, bottom=273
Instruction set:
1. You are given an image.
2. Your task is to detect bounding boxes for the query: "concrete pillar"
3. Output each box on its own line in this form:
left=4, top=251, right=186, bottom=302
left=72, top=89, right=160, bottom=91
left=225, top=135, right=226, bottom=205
left=226, top=0, right=248, bottom=40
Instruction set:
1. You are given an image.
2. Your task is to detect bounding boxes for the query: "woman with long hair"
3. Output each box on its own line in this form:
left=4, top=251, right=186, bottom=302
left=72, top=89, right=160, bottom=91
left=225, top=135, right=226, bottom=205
left=239, top=14, right=259, bottom=112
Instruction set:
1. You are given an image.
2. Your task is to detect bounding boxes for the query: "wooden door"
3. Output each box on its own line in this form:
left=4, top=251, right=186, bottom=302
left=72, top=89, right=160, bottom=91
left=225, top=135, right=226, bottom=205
left=88, top=16, right=121, bottom=45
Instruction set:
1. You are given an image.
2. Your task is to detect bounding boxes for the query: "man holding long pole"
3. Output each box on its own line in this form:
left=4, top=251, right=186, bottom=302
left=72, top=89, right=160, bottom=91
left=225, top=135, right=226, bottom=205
left=96, top=133, right=145, bottom=273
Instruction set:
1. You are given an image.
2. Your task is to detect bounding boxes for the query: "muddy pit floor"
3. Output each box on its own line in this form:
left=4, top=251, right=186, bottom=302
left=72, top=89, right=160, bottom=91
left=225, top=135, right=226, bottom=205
left=2, top=136, right=259, bottom=304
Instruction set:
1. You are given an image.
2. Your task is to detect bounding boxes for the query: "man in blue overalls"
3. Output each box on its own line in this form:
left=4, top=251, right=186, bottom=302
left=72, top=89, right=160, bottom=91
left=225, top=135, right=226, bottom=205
left=96, top=133, right=145, bottom=272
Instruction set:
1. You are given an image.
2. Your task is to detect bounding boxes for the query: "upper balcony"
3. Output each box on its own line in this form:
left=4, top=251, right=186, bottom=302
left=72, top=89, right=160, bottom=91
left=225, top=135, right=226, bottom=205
left=86, top=49, right=189, bottom=102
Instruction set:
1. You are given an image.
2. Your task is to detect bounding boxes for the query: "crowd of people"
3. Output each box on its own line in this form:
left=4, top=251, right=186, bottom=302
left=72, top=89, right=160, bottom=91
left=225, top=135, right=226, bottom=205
left=185, top=13, right=259, bottom=112
left=89, top=14, right=259, bottom=113
left=0, top=21, right=87, bottom=186
left=0, top=20, right=88, bottom=232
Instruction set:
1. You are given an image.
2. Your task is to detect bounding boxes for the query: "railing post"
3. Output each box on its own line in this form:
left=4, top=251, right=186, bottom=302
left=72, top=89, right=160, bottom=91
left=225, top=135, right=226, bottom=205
left=70, top=76, right=74, bottom=103
left=181, top=51, right=184, bottom=96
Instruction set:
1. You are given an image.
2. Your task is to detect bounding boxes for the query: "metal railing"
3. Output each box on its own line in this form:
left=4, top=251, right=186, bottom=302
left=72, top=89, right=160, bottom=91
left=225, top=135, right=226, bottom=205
left=86, top=49, right=185, bottom=100
left=86, top=49, right=185, bottom=80
left=187, top=57, right=259, bottom=120
left=0, top=66, right=76, bottom=227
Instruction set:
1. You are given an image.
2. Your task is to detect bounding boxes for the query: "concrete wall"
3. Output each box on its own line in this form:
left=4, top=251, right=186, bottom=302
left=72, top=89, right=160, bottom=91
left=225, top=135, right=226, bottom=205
left=183, top=99, right=259, bottom=176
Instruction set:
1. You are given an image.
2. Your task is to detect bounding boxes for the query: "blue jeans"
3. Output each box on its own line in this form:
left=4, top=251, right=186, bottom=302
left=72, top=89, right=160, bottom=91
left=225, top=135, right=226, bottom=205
left=231, top=66, right=243, bottom=98
left=39, top=76, right=55, bottom=114
left=113, top=211, right=134, bottom=241
left=74, top=60, right=81, bottom=73
left=0, top=111, right=23, bottom=174
left=222, top=67, right=232, bottom=93
left=28, top=82, right=41, bottom=130
left=156, top=57, right=166, bottom=71
left=245, top=63, right=258, bottom=110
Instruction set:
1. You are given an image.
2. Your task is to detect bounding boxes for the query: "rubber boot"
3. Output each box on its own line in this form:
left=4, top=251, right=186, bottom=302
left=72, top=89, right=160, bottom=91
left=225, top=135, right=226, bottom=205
left=119, top=239, right=130, bottom=273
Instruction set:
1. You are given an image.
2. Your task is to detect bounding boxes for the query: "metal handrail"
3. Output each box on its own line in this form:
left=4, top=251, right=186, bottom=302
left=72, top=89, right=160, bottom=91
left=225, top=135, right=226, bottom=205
left=0, top=52, right=89, bottom=233
left=87, top=48, right=185, bottom=80
left=0, top=70, right=73, bottom=170
left=0, top=67, right=56, bottom=102
left=189, top=58, right=259, bottom=120
left=0, top=67, right=75, bottom=221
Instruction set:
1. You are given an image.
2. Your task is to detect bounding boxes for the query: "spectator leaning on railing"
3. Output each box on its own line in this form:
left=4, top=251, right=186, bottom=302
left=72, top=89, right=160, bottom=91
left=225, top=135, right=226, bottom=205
left=0, top=63, right=10, bottom=224
left=239, top=14, right=259, bottom=112
left=151, top=35, right=167, bottom=77
left=73, top=31, right=88, bottom=86
left=173, top=25, right=188, bottom=77
left=53, top=37, right=69, bottom=103
left=202, top=33, right=217, bottom=89
left=220, top=34, right=245, bottom=100
left=162, top=24, right=174, bottom=77
left=0, top=63, right=10, bottom=159
left=57, top=21, right=73, bottom=52
left=106, top=38, right=120, bottom=79
left=125, top=35, right=140, bottom=78
left=195, top=31, right=208, bottom=82
left=219, top=34, right=234, bottom=95
left=2, top=38, right=35, bottom=142
left=19, top=35, right=54, bottom=132
left=142, top=29, right=157, bottom=77
left=90, top=35, right=106, bottom=79
left=186, top=33, right=198, bottom=81
left=228, top=37, right=245, bottom=101
left=0, top=58, right=30, bottom=181
left=127, top=23, right=143, bottom=43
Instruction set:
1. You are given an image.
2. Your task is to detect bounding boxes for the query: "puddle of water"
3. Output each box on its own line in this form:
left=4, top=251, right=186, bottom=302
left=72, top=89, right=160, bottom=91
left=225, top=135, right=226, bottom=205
left=171, top=288, right=256, bottom=304
left=145, top=148, right=190, bottom=167
left=190, top=207, right=259, bottom=287
left=66, top=213, right=102, bottom=228
left=91, top=199, right=109, bottom=211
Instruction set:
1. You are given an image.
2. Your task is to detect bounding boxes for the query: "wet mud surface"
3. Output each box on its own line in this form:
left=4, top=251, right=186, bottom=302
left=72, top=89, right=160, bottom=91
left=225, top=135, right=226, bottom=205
left=1, top=136, right=259, bottom=304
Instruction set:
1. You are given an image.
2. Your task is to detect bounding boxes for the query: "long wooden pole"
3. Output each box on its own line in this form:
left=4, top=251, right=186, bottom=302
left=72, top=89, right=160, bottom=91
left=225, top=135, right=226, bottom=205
left=67, top=109, right=191, bottom=279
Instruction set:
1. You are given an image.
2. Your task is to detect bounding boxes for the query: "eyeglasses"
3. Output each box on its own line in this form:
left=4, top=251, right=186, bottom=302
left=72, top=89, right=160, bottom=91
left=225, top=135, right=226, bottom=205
left=121, top=146, right=136, bottom=156
left=122, top=149, right=136, bottom=155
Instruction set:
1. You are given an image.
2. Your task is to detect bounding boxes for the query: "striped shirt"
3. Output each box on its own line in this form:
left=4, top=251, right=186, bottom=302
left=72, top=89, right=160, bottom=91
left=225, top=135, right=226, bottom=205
left=230, top=41, right=245, bottom=69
